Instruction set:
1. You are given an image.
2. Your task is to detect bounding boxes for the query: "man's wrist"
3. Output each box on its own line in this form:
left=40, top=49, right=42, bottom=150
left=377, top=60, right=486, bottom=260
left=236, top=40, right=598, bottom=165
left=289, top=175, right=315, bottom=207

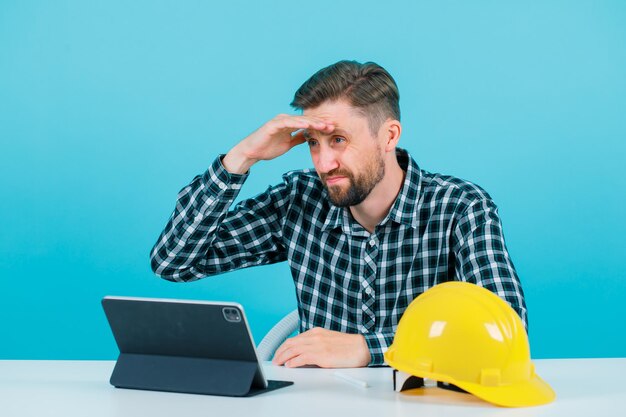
left=356, top=334, right=372, bottom=367
left=363, top=332, right=393, bottom=366
left=222, top=146, right=257, bottom=175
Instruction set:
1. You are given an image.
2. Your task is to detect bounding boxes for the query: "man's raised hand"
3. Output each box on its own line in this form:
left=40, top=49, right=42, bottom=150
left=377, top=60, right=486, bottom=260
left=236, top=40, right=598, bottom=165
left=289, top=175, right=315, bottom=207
left=222, top=114, right=334, bottom=174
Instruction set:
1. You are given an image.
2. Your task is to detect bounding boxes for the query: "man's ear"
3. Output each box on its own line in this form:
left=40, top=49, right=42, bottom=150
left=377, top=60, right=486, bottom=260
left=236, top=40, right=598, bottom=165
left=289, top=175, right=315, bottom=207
left=382, top=119, right=402, bottom=152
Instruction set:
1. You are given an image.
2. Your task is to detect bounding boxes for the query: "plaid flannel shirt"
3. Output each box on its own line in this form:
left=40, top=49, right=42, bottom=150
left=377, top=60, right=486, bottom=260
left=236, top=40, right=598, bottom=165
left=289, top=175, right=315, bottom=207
left=150, top=148, right=527, bottom=366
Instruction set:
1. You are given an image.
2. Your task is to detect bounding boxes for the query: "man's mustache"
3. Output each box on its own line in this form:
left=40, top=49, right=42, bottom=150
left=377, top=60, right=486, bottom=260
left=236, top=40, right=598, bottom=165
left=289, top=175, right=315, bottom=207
left=320, top=169, right=352, bottom=182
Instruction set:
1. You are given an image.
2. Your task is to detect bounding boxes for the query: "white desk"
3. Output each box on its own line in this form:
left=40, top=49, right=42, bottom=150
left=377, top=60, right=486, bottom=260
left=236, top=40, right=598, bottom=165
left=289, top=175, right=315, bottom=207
left=1, top=359, right=624, bottom=416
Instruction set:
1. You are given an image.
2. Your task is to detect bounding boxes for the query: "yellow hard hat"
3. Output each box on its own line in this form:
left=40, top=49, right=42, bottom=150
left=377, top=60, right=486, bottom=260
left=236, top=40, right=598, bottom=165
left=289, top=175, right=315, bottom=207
left=384, top=281, right=555, bottom=407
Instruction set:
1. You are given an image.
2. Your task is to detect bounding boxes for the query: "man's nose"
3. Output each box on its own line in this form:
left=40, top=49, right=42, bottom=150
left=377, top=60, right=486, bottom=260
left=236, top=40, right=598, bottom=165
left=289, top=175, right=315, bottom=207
left=316, top=146, right=339, bottom=173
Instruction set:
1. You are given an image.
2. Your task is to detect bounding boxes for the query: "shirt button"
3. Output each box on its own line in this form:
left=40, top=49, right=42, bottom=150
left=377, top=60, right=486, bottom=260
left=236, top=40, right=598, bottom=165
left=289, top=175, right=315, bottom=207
left=218, top=182, right=227, bottom=190
left=369, top=239, right=376, bottom=246
left=365, top=287, right=373, bottom=295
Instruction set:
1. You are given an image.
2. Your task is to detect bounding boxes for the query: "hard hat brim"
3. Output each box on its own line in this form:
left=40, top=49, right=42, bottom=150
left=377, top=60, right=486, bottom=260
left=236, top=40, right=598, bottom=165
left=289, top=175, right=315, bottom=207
left=387, top=354, right=556, bottom=407
left=454, top=373, right=556, bottom=408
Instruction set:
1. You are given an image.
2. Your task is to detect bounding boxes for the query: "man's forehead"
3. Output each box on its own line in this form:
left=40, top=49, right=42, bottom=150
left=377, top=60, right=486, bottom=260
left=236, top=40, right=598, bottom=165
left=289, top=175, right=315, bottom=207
left=302, top=109, right=339, bottom=125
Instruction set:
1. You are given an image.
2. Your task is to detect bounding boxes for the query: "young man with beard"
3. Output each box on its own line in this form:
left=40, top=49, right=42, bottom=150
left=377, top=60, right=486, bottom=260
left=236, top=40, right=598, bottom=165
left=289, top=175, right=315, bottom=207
left=150, top=60, right=527, bottom=368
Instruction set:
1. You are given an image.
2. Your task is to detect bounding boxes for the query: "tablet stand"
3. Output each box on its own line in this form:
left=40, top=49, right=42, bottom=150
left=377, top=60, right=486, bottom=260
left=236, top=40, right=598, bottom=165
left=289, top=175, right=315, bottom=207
left=111, top=353, right=293, bottom=397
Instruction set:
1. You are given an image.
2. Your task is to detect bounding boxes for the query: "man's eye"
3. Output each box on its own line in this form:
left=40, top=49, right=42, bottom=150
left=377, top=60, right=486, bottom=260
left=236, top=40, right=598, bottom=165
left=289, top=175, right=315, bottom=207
left=334, top=137, right=346, bottom=144
left=307, top=139, right=319, bottom=147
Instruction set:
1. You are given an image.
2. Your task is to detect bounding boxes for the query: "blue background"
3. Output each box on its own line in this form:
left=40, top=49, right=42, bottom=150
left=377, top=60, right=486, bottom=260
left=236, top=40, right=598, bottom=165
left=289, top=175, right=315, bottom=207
left=1, top=0, right=624, bottom=360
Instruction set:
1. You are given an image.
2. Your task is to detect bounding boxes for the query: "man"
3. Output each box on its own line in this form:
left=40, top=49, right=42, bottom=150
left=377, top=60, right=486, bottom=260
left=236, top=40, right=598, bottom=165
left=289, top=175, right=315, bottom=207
left=150, top=60, right=527, bottom=368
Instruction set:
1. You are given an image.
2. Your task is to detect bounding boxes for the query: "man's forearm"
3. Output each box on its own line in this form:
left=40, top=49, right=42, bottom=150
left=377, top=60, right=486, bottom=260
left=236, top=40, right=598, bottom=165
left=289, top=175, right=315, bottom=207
left=149, top=156, right=248, bottom=282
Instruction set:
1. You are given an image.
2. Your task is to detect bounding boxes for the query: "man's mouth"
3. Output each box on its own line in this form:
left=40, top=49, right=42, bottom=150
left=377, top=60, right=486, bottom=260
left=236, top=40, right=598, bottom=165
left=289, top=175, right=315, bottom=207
left=326, top=176, right=347, bottom=185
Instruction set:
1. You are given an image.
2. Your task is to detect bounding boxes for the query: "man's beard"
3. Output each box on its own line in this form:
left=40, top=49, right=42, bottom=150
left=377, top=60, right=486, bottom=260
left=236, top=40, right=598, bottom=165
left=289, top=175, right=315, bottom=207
left=321, top=151, right=385, bottom=207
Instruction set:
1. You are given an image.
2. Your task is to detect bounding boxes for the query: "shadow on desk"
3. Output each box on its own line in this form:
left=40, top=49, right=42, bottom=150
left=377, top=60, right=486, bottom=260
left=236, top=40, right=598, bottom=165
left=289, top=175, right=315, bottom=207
left=399, top=387, right=486, bottom=407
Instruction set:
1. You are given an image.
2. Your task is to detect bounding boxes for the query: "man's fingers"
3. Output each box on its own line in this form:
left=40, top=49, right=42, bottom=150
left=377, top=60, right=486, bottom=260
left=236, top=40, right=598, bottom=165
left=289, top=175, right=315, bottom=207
left=285, top=354, right=313, bottom=368
left=304, top=118, right=335, bottom=133
left=273, top=342, right=300, bottom=366
left=274, top=343, right=317, bottom=368
left=272, top=336, right=295, bottom=364
left=272, top=331, right=319, bottom=365
left=272, top=115, right=334, bottom=133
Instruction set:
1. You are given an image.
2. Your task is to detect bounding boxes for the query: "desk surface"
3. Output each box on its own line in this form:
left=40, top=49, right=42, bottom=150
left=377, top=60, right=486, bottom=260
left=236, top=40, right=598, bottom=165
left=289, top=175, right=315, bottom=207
left=1, top=358, right=624, bottom=416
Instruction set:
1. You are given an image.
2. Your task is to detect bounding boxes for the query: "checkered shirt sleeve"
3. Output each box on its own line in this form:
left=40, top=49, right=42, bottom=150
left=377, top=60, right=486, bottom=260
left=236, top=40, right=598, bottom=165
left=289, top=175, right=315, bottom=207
left=150, top=156, right=289, bottom=281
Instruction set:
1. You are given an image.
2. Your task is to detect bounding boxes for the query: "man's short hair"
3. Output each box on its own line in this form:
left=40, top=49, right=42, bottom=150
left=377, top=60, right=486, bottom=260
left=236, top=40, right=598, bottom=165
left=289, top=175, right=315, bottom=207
left=291, top=60, right=400, bottom=136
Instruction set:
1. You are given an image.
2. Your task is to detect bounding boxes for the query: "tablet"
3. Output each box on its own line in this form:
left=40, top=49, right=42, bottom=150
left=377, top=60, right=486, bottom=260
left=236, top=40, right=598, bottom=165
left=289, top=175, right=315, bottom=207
left=101, top=296, right=293, bottom=397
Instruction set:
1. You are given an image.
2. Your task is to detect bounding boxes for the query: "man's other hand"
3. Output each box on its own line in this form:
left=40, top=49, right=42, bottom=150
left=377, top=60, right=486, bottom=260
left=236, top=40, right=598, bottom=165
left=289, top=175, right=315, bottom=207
left=272, top=327, right=371, bottom=368
left=222, top=114, right=334, bottom=174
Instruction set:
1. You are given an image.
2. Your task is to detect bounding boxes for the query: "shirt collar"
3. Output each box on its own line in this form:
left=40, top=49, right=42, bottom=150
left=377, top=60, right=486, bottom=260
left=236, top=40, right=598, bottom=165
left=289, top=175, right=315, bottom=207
left=321, top=200, right=344, bottom=232
left=321, top=148, right=421, bottom=233
left=381, top=148, right=421, bottom=229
